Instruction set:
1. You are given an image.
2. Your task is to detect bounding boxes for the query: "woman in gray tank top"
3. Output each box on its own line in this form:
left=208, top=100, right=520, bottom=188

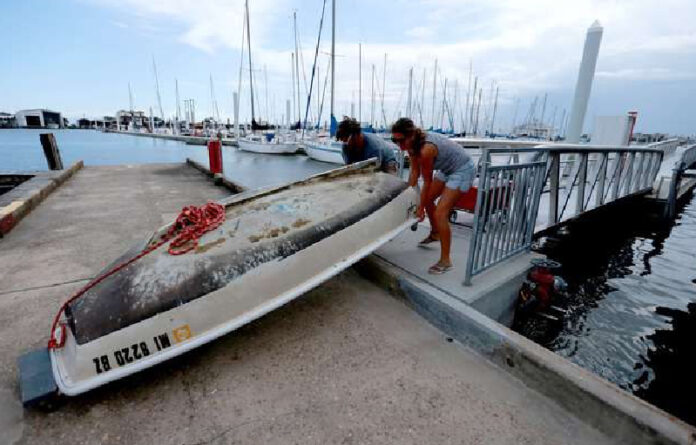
left=391, top=118, right=475, bottom=274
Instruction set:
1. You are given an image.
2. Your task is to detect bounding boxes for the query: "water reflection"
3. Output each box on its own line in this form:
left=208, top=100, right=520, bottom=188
left=517, top=194, right=696, bottom=425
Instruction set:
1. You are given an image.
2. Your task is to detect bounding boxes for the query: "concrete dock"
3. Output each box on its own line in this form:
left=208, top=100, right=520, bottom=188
left=0, top=163, right=617, bottom=445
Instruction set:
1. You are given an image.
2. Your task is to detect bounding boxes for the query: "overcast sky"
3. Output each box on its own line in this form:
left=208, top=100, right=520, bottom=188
left=2, top=0, right=695, bottom=135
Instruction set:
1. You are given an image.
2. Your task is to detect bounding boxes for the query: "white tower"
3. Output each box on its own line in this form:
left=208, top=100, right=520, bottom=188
left=566, top=20, right=603, bottom=144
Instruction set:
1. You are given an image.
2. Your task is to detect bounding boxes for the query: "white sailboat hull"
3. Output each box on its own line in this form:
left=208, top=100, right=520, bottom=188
left=305, top=140, right=345, bottom=164
left=238, top=138, right=298, bottom=154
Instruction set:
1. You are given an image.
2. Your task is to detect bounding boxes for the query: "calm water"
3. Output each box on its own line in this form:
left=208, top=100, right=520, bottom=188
left=520, top=195, right=696, bottom=425
left=0, top=129, right=332, bottom=189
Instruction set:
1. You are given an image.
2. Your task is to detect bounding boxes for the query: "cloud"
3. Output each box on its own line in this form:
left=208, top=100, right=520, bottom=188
left=89, top=0, right=289, bottom=52
left=87, top=0, right=696, bottom=133
left=596, top=68, right=696, bottom=81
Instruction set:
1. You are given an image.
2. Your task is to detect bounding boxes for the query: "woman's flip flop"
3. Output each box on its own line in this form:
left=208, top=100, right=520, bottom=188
left=418, top=234, right=440, bottom=246
left=428, top=263, right=453, bottom=274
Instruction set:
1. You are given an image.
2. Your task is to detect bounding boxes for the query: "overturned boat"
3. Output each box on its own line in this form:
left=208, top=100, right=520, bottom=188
left=19, top=160, right=417, bottom=402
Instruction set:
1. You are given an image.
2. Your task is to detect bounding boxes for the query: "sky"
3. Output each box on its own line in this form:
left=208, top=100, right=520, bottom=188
left=1, top=0, right=695, bottom=135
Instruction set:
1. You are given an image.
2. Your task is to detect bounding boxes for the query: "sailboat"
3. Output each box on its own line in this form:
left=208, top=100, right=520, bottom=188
left=237, top=0, right=299, bottom=155
left=304, top=0, right=346, bottom=165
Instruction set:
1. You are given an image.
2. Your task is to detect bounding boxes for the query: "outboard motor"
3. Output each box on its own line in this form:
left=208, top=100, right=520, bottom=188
left=517, top=258, right=568, bottom=319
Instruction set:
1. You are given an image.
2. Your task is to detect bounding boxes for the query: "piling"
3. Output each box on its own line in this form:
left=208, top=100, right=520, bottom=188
left=39, top=133, right=64, bottom=170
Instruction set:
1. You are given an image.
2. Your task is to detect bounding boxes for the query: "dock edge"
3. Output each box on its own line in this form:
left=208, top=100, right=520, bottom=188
left=355, top=254, right=696, bottom=445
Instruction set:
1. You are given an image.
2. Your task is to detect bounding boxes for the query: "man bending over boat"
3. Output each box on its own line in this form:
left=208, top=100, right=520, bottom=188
left=391, top=118, right=476, bottom=275
left=336, top=117, right=398, bottom=173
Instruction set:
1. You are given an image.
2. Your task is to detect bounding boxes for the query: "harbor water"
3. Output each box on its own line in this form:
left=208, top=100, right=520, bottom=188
left=519, top=195, right=696, bottom=426
left=0, top=129, right=332, bottom=189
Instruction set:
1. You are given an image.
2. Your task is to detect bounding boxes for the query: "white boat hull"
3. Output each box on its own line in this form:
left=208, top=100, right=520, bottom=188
left=238, top=138, right=298, bottom=154
left=305, top=140, right=345, bottom=164
left=47, top=161, right=417, bottom=396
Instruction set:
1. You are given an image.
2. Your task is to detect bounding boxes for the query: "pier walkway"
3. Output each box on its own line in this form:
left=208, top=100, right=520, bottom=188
left=0, top=163, right=614, bottom=445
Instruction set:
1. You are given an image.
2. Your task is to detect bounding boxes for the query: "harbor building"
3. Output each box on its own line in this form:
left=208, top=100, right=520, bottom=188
left=116, top=110, right=146, bottom=129
left=0, top=112, right=16, bottom=128
left=14, top=109, right=64, bottom=129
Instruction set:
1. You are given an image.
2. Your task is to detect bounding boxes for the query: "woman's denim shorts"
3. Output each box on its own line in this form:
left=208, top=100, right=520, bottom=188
left=434, top=160, right=476, bottom=192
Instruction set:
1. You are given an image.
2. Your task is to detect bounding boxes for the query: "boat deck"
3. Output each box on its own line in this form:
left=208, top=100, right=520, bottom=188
left=0, top=163, right=615, bottom=444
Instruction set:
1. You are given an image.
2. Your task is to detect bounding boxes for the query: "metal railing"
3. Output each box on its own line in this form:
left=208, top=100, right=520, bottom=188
left=679, top=144, right=696, bottom=169
left=664, top=143, right=696, bottom=218
left=646, top=138, right=681, bottom=158
left=463, top=144, right=666, bottom=284
left=476, top=144, right=664, bottom=228
left=541, top=145, right=664, bottom=227
left=464, top=148, right=547, bottom=285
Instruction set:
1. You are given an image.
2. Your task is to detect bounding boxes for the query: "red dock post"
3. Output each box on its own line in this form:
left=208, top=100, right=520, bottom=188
left=207, top=139, right=223, bottom=185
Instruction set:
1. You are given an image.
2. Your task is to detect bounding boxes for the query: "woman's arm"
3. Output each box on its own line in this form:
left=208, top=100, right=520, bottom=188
left=416, top=144, right=437, bottom=220
left=408, top=153, right=420, bottom=187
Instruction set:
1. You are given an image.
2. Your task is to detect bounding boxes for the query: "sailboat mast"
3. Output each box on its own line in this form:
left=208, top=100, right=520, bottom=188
left=464, top=60, right=472, bottom=134
left=489, top=86, right=499, bottom=135
left=406, top=67, right=413, bottom=119
left=209, top=74, right=219, bottom=123
left=451, top=79, right=458, bottom=133
left=245, top=0, right=255, bottom=124
left=470, top=76, right=478, bottom=132
left=291, top=53, right=296, bottom=124
left=474, top=88, right=482, bottom=135
left=264, top=65, right=269, bottom=122
left=431, top=59, right=437, bottom=129
left=381, top=53, right=387, bottom=129
left=236, top=8, right=246, bottom=133
left=420, top=68, right=426, bottom=128
left=329, top=0, right=335, bottom=132
left=511, top=97, right=519, bottom=133
left=439, top=78, right=447, bottom=130
left=358, top=43, right=362, bottom=123
left=293, top=11, right=301, bottom=125
left=370, top=64, right=375, bottom=127
left=152, top=56, right=164, bottom=120
left=175, top=79, right=181, bottom=122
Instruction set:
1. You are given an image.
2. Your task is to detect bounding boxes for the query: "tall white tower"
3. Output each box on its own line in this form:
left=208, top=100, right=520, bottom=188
left=566, top=20, right=603, bottom=144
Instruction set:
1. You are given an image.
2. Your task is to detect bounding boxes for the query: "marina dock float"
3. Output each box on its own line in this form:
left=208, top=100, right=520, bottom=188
left=105, top=129, right=238, bottom=146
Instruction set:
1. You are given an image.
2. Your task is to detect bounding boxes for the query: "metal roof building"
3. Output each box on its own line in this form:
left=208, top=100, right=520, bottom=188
left=14, top=109, right=64, bottom=128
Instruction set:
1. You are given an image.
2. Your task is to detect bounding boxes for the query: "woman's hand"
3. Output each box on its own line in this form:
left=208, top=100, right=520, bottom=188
left=416, top=205, right=426, bottom=222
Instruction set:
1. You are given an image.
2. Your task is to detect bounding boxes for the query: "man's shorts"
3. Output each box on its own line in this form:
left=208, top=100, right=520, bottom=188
left=434, top=160, right=476, bottom=192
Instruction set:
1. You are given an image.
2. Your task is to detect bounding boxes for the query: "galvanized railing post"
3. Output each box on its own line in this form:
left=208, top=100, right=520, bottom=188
left=548, top=152, right=560, bottom=227
left=464, top=148, right=489, bottom=286
left=525, top=159, right=546, bottom=245
left=595, top=152, right=608, bottom=207
left=612, top=153, right=623, bottom=201
left=622, top=152, right=635, bottom=197
left=632, top=152, right=645, bottom=193
left=575, top=152, right=588, bottom=214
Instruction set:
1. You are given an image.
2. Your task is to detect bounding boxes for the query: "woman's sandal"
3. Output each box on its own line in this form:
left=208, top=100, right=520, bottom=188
left=428, top=263, right=453, bottom=275
left=418, top=234, right=440, bottom=246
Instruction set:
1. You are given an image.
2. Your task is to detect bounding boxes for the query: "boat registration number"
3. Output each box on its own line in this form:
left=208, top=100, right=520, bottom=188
left=91, top=325, right=192, bottom=375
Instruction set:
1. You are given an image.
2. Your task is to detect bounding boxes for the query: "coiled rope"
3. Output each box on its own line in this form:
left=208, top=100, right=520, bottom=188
left=47, top=202, right=225, bottom=349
